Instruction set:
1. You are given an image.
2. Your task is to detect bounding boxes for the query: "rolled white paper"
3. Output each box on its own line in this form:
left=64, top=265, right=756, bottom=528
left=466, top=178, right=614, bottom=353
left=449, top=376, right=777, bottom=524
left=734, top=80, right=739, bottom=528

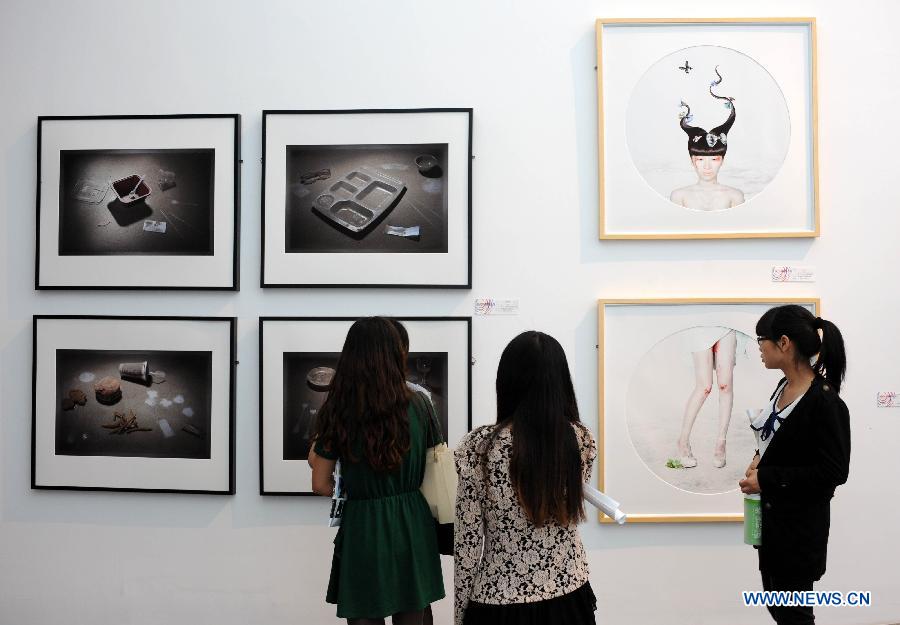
left=584, top=484, right=627, bottom=524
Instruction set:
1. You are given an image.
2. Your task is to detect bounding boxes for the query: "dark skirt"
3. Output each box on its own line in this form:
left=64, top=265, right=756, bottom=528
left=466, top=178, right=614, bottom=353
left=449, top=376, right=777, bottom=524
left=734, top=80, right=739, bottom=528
left=463, top=582, right=596, bottom=625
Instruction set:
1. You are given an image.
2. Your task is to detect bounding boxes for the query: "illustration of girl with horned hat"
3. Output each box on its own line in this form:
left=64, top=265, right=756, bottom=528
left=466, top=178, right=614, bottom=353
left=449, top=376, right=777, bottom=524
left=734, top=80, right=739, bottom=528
left=670, top=67, right=745, bottom=210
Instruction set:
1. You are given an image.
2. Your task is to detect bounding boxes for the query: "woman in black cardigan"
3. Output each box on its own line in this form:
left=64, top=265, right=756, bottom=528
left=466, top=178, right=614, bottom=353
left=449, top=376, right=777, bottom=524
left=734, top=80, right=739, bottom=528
left=739, top=305, right=850, bottom=625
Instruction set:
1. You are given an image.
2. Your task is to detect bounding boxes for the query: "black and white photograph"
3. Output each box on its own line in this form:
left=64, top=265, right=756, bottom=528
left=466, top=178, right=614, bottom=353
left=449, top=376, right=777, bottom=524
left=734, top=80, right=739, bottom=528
left=260, top=317, right=470, bottom=495
left=286, top=143, right=449, bottom=253
left=54, top=349, right=213, bottom=459
left=281, top=350, right=449, bottom=462
left=32, top=316, right=236, bottom=493
left=36, top=115, right=240, bottom=289
left=262, top=110, right=472, bottom=287
left=58, top=148, right=215, bottom=256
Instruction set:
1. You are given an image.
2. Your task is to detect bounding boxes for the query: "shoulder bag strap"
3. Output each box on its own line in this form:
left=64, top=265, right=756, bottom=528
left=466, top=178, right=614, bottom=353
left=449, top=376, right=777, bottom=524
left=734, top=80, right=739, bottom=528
left=415, top=390, right=444, bottom=447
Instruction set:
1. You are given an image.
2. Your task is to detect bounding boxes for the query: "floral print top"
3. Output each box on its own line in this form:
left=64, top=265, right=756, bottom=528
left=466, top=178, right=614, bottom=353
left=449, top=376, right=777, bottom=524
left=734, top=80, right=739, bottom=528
left=453, top=422, right=597, bottom=625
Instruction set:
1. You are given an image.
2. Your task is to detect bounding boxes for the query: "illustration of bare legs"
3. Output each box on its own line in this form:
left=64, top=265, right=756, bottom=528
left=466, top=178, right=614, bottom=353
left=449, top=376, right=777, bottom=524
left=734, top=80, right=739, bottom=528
left=712, top=331, right=736, bottom=468
left=677, top=349, right=713, bottom=468
left=676, top=330, right=737, bottom=468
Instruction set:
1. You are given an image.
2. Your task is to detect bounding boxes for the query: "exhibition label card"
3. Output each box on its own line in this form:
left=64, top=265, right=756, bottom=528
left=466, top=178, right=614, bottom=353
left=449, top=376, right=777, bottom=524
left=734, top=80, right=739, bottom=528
left=876, top=392, right=900, bottom=408
left=474, top=298, right=519, bottom=316
left=771, top=266, right=815, bottom=282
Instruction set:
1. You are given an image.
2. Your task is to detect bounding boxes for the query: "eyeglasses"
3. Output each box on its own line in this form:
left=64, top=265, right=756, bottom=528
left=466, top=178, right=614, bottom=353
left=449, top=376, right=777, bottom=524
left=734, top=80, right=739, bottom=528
left=756, top=336, right=771, bottom=345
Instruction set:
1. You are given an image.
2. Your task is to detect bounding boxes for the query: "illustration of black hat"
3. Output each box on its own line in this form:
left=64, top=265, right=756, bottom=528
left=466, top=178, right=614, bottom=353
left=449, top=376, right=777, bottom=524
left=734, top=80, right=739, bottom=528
left=679, top=66, right=736, bottom=157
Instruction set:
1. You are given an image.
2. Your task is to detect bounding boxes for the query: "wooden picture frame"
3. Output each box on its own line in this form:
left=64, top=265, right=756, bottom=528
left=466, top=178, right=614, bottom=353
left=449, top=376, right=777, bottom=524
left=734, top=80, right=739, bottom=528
left=597, top=298, right=820, bottom=522
left=596, top=18, right=819, bottom=239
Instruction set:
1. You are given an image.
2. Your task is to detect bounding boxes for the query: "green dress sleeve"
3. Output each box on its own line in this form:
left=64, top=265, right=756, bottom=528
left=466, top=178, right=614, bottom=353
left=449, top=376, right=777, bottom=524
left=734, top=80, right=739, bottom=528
left=313, top=437, right=339, bottom=460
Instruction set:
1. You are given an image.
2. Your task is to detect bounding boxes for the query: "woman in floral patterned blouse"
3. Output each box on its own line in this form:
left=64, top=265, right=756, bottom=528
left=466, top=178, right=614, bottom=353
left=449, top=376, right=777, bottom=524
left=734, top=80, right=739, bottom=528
left=454, top=331, right=597, bottom=625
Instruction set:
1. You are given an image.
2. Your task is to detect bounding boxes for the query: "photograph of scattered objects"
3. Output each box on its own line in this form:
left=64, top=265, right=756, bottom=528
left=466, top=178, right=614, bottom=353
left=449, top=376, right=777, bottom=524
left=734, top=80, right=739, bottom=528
left=281, top=351, right=449, bottom=461
left=58, top=149, right=215, bottom=256
left=285, top=143, right=449, bottom=253
left=54, top=349, right=213, bottom=459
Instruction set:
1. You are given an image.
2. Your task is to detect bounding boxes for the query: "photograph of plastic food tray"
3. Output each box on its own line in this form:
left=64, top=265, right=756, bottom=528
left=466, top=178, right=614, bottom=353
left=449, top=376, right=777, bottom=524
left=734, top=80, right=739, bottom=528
left=262, top=108, right=472, bottom=288
left=312, top=167, right=406, bottom=236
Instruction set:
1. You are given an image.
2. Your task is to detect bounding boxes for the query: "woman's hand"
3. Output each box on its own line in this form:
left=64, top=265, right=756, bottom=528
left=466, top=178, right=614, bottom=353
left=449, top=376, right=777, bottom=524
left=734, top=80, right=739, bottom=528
left=745, top=452, right=760, bottom=477
left=739, top=469, right=761, bottom=495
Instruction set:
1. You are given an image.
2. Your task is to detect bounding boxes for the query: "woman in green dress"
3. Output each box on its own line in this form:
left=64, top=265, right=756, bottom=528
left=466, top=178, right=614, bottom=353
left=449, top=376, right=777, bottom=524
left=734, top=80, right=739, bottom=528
left=309, top=317, right=445, bottom=625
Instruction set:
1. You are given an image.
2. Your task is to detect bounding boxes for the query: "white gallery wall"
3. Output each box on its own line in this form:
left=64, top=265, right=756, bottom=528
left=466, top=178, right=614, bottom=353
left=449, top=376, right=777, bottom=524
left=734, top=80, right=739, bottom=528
left=1, top=0, right=898, bottom=623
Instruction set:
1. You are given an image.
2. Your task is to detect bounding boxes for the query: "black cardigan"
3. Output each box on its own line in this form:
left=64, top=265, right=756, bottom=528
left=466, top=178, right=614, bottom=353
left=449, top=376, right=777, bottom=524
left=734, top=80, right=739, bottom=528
left=756, top=375, right=851, bottom=580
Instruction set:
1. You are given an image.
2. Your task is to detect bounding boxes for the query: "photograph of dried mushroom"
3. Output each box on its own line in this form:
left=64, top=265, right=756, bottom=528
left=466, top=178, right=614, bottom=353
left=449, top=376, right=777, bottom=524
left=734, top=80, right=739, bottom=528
left=262, top=109, right=472, bottom=287
left=285, top=143, right=449, bottom=253
left=36, top=114, right=240, bottom=289
left=281, top=351, right=449, bottom=461
left=54, top=349, right=212, bottom=459
left=260, top=317, right=470, bottom=495
left=33, top=316, right=236, bottom=494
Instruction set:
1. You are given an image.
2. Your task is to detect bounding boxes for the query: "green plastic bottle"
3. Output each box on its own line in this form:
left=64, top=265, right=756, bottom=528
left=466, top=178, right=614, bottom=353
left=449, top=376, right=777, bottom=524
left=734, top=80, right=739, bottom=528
left=744, top=494, right=762, bottom=545
left=744, top=409, right=764, bottom=546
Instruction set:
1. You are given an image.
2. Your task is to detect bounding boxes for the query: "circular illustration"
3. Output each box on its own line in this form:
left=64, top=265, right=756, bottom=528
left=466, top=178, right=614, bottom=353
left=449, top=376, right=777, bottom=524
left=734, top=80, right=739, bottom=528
left=626, top=46, right=791, bottom=212
left=626, top=326, right=768, bottom=495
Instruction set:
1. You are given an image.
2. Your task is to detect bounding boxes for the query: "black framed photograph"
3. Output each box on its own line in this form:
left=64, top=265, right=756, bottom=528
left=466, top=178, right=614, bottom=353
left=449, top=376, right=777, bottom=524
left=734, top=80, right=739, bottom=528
left=262, top=109, right=472, bottom=288
left=36, top=114, right=241, bottom=289
left=259, top=317, right=471, bottom=495
left=32, top=316, right=236, bottom=493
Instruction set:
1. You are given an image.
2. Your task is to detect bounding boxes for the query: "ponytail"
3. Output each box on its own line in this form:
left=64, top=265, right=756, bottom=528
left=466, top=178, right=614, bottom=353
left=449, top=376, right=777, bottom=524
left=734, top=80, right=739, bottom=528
left=815, top=318, right=847, bottom=392
left=756, top=305, right=847, bottom=392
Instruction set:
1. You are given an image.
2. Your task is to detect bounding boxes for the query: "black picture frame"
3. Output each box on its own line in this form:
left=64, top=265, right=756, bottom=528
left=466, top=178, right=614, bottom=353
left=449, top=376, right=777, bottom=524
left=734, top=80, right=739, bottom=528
left=259, top=316, right=472, bottom=495
left=261, top=109, right=473, bottom=288
left=35, top=114, right=242, bottom=290
left=32, top=315, right=237, bottom=494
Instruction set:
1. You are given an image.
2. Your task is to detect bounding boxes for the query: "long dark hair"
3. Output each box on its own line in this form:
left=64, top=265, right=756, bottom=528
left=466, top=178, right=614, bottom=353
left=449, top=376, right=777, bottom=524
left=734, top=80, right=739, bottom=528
left=756, top=305, right=847, bottom=392
left=314, top=317, right=412, bottom=471
left=389, top=318, right=409, bottom=354
left=481, top=331, right=585, bottom=527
